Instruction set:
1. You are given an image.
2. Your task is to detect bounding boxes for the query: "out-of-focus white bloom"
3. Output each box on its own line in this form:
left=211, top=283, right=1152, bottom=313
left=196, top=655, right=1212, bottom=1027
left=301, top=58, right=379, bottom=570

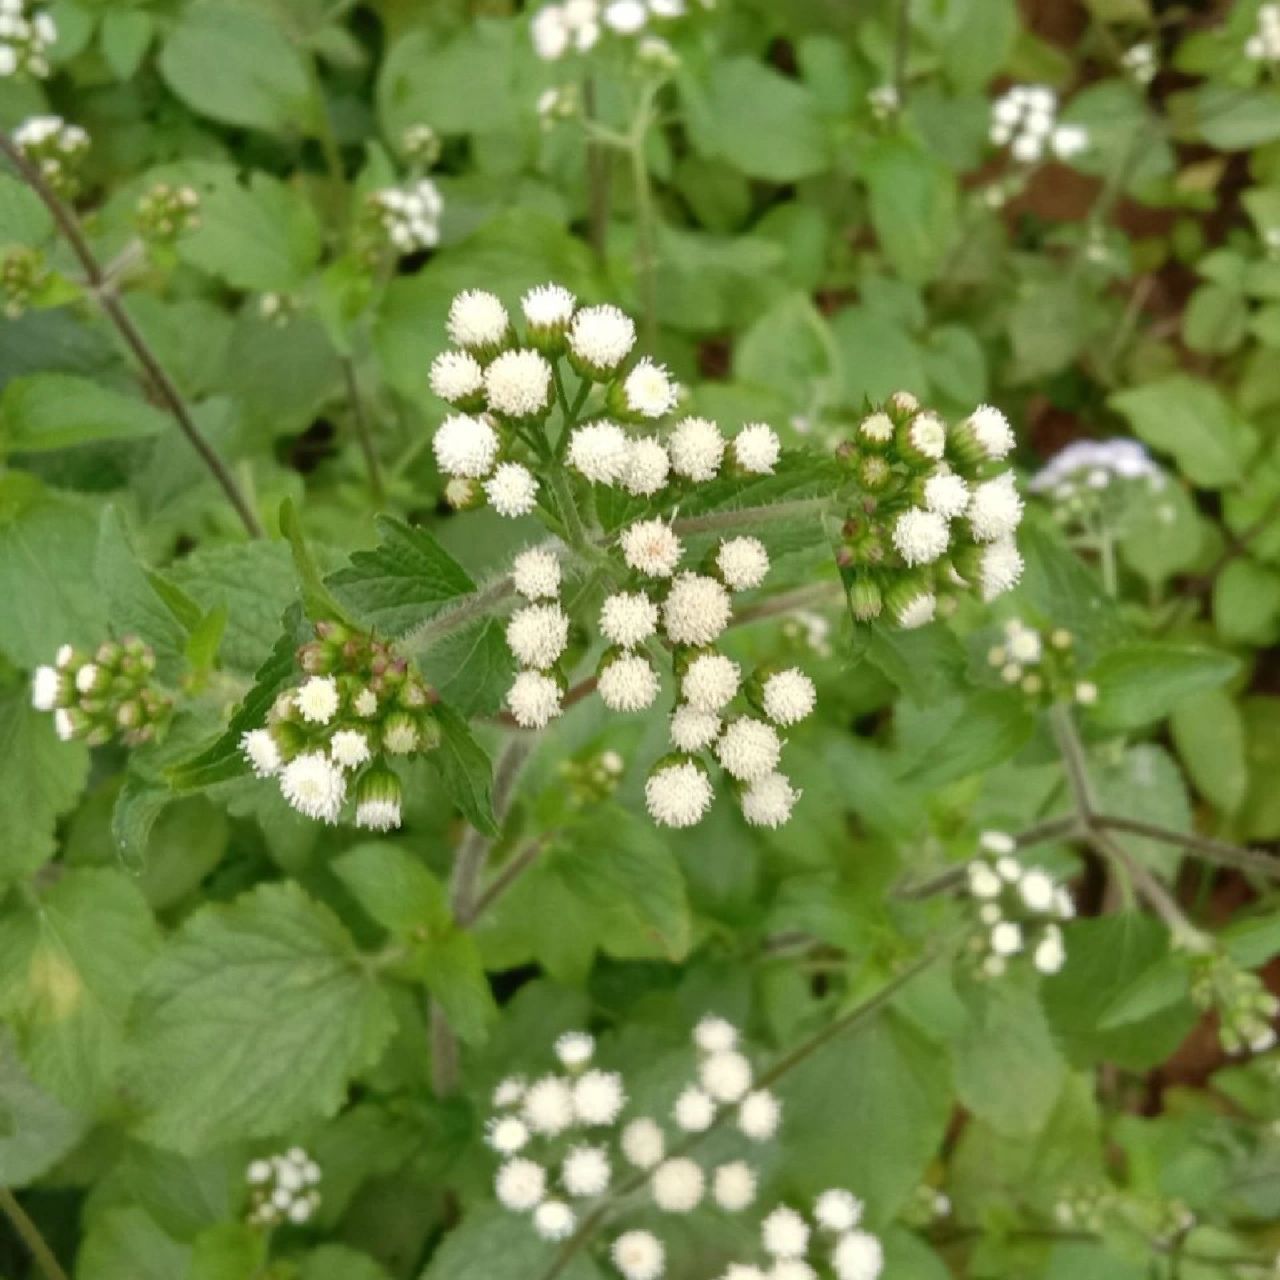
left=1051, top=124, right=1089, bottom=159
left=968, top=473, right=1024, bottom=542
left=600, top=591, right=659, bottom=647
left=892, top=590, right=936, bottom=630
left=815, top=1189, right=862, bottom=1233
left=612, top=1230, right=665, bottom=1280
left=599, top=654, right=661, bottom=712
left=485, top=462, right=539, bottom=517
left=532, top=5, right=571, bottom=59
left=651, top=1157, right=705, bottom=1213
left=645, top=759, right=714, bottom=827
left=494, top=1077, right=527, bottom=1107
left=669, top=704, right=721, bottom=752
left=741, top=772, right=800, bottom=828
left=487, top=1115, right=531, bottom=1155
left=372, top=179, right=443, bottom=254
left=674, top=1085, right=716, bottom=1132
left=568, top=421, right=632, bottom=485
left=762, top=669, right=816, bottom=726
left=280, top=752, right=346, bottom=822
left=430, top=350, right=485, bottom=404
left=733, top=423, right=781, bottom=474
left=681, top=652, right=740, bottom=711
left=622, top=437, right=671, bottom=496
left=670, top=416, right=725, bottom=482
left=1075, top=680, right=1098, bottom=706
left=716, top=718, right=781, bottom=783
left=714, top=1161, right=757, bottom=1212
left=991, top=921, right=1023, bottom=956
left=1028, top=438, right=1163, bottom=493
left=434, top=413, right=499, bottom=478
left=569, top=304, right=636, bottom=373
left=859, top=412, right=894, bottom=446
left=555, top=1031, right=594, bottom=1067
left=1019, top=869, right=1056, bottom=913
left=694, top=1015, right=738, bottom=1054
left=562, top=1144, right=611, bottom=1197
left=523, top=1076, right=576, bottom=1135
left=738, top=1089, right=781, bottom=1141
left=663, top=573, right=732, bottom=645
left=507, top=670, right=563, bottom=729
left=959, top=404, right=1015, bottom=461
left=506, top=603, right=570, bottom=670
left=330, top=728, right=371, bottom=770
left=980, top=830, right=1016, bottom=855
left=496, top=1157, right=546, bottom=1212
left=762, top=1206, right=810, bottom=1259
left=700, top=1049, right=753, bottom=1102
left=978, top=538, right=1024, bottom=601
left=621, top=519, right=683, bottom=578
left=512, top=548, right=561, bottom=600
left=447, top=289, right=509, bottom=350
left=1034, top=925, right=1066, bottom=974
left=604, top=0, right=647, bottom=32
left=1122, top=41, right=1157, bottom=84
left=241, top=728, right=281, bottom=778
left=573, top=1069, right=626, bottom=1124
left=717, top=536, right=770, bottom=590
left=967, top=862, right=1002, bottom=899
left=485, top=349, right=553, bottom=417
left=534, top=1199, right=576, bottom=1241
left=621, top=1117, right=665, bottom=1169
left=296, top=675, right=340, bottom=724
left=623, top=358, right=678, bottom=418
left=892, top=508, right=950, bottom=566
left=923, top=470, right=970, bottom=518
left=54, top=708, right=75, bottom=741
left=831, top=1229, right=885, bottom=1280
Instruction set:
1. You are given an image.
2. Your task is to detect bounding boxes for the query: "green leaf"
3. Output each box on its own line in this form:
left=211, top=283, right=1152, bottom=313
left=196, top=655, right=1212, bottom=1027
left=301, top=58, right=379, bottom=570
left=864, top=139, right=958, bottom=285
left=895, top=692, right=1034, bottom=789
left=158, top=1, right=313, bottom=135
left=78, top=1208, right=191, bottom=1280
left=280, top=500, right=355, bottom=627
left=334, top=842, right=449, bottom=936
left=937, top=0, right=1017, bottom=91
left=852, top=621, right=967, bottom=704
left=422, top=1209, right=603, bottom=1280
left=1088, top=642, right=1239, bottom=730
left=0, top=684, right=89, bottom=880
left=1213, top=557, right=1280, bottom=646
left=429, top=704, right=497, bottom=836
left=328, top=516, right=475, bottom=638
left=1170, top=688, right=1247, bottom=815
left=0, top=373, right=169, bottom=451
left=100, top=9, right=154, bottom=80
left=420, top=929, right=497, bottom=1047
left=189, top=1223, right=268, bottom=1280
left=0, top=171, right=53, bottom=245
left=421, top=618, right=515, bottom=719
left=1109, top=375, right=1252, bottom=488
left=127, top=882, right=395, bottom=1152
left=302, top=1244, right=393, bottom=1280
left=0, top=1033, right=88, bottom=1187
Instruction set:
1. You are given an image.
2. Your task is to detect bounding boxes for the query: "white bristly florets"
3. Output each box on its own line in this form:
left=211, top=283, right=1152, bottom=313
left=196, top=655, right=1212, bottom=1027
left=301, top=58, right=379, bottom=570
left=965, top=405, right=1015, bottom=460
left=892, top=508, right=950, bottom=567
left=280, top=752, right=347, bottom=823
left=448, top=289, right=509, bottom=350
left=716, top=718, right=782, bottom=783
left=494, top=1077, right=527, bottom=1107
left=907, top=413, right=947, bottom=460
left=555, top=1031, right=594, bottom=1067
left=714, top=1161, right=757, bottom=1212
left=506, top=603, right=570, bottom=670
left=623, top=358, right=677, bottom=418
left=600, top=592, right=659, bottom=648
left=296, top=675, right=340, bottom=724
left=663, top=574, right=732, bottom=645
left=487, top=1115, right=531, bottom=1155
left=894, top=587, right=937, bottom=631
left=507, top=670, right=563, bottom=729
left=978, top=538, right=1024, bottom=600
left=651, top=1157, right=705, bottom=1213
left=434, top=413, right=499, bottom=478
left=1034, top=925, right=1066, bottom=975
left=763, top=1207, right=810, bottom=1259
left=522, top=283, right=576, bottom=330
left=622, top=438, right=671, bottom=496
left=700, top=1050, right=753, bottom=1103
left=716, top=537, right=770, bottom=590
left=733, top=423, right=780, bottom=474
left=496, top=1158, right=546, bottom=1212
left=738, top=1090, right=781, bottom=1141
left=512, top=548, right=561, bottom=600
left=741, top=773, right=800, bottom=828
left=612, top=1230, right=665, bottom=1280
left=669, top=417, right=725, bottom=482
left=599, top=655, right=661, bottom=712
left=968, top=473, right=1024, bottom=542
left=486, top=462, right=539, bottom=517
left=681, top=653, right=739, bottom=711
left=31, top=665, right=59, bottom=710
left=761, top=669, right=816, bottom=726
left=694, top=1015, right=738, bottom=1053
left=241, top=728, right=281, bottom=777
left=621, top=519, right=683, bottom=578
left=430, top=350, right=485, bottom=404
left=669, top=705, right=721, bottom=752
left=967, top=861, right=1001, bottom=899
left=645, top=760, right=714, bottom=828
left=815, top=1189, right=862, bottom=1233
left=523, top=1076, right=576, bottom=1136
left=1019, top=869, right=1056, bottom=913
left=485, top=349, right=553, bottom=417
left=674, top=1086, right=716, bottom=1132
left=923, top=470, right=970, bottom=518
left=534, top=1200, right=576, bottom=1241
left=621, top=1118, right=665, bottom=1169
left=330, top=729, right=371, bottom=770
left=990, top=921, right=1023, bottom=956
left=832, top=1230, right=885, bottom=1280
left=573, top=1069, right=626, bottom=1125
left=569, top=305, right=636, bottom=373
left=860, top=412, right=894, bottom=446
left=568, top=421, right=632, bottom=485
left=562, top=1144, right=610, bottom=1197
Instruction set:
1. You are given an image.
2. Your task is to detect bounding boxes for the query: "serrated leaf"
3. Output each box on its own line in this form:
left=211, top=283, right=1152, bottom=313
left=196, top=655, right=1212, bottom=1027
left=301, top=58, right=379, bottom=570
left=280, top=500, right=355, bottom=626
left=421, top=1209, right=603, bottom=1280
left=429, top=705, right=496, bottom=836
left=334, top=842, right=449, bottom=936
left=1088, top=642, right=1239, bottom=730
left=421, top=618, right=514, bottom=718
left=0, top=1033, right=88, bottom=1187
left=127, top=882, right=395, bottom=1152
left=0, top=373, right=169, bottom=451
left=78, top=1208, right=191, bottom=1280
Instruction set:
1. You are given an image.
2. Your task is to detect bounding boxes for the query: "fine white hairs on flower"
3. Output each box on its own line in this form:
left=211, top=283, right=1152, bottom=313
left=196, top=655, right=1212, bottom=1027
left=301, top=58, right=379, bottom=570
left=645, top=759, right=714, bottom=828
left=569, top=421, right=632, bottom=485
left=507, top=670, right=563, bottom=729
left=741, top=773, right=801, bottom=829
left=506, top=603, right=570, bottom=670
left=761, top=669, right=816, bottom=727
left=448, top=289, right=509, bottom=350
left=892, top=508, right=949, bottom=567
left=569, top=304, right=636, bottom=373
left=600, top=591, right=659, bottom=648
left=716, top=718, right=782, bottom=784
left=716, top=537, right=770, bottom=591
left=651, top=1157, right=705, bottom=1213
left=485, top=462, right=540, bottom=518
left=669, top=416, right=725, bottom=483
left=623, top=358, right=678, bottom=418
left=434, top=413, right=499, bottom=478
left=663, top=573, right=732, bottom=646
left=733, top=423, right=781, bottom=474
left=485, top=349, right=553, bottom=417
left=599, top=654, right=661, bottom=712
left=512, top=547, right=561, bottom=600
left=621, top=519, right=683, bottom=578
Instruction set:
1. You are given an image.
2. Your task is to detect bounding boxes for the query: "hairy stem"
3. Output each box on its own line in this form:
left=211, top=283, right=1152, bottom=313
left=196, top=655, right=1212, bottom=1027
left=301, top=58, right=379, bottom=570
left=0, top=1189, right=71, bottom=1280
left=342, top=357, right=385, bottom=503
left=465, top=834, right=551, bottom=925
left=1048, top=702, right=1098, bottom=819
left=0, top=132, right=264, bottom=539
left=1093, top=814, right=1280, bottom=882
left=671, top=496, right=831, bottom=537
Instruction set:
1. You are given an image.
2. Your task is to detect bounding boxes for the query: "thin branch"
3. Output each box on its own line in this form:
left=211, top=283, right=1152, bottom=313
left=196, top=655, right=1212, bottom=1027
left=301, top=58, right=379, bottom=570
left=1093, top=814, right=1280, bottom=882
left=465, top=834, right=550, bottom=925
left=1090, top=827, right=1204, bottom=947
left=342, top=357, right=384, bottom=503
left=670, top=497, right=830, bottom=537
left=0, top=1189, right=72, bottom=1280
left=1048, top=702, right=1098, bottom=819
left=893, top=0, right=912, bottom=106
left=0, top=132, right=263, bottom=539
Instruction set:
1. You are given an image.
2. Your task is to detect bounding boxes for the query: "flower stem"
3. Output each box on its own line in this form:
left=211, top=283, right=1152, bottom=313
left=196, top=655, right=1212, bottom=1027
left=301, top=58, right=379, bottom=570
left=0, top=131, right=264, bottom=539
left=342, top=356, right=385, bottom=504
left=0, top=1189, right=71, bottom=1280
left=548, top=465, right=590, bottom=551
left=583, top=75, right=611, bottom=268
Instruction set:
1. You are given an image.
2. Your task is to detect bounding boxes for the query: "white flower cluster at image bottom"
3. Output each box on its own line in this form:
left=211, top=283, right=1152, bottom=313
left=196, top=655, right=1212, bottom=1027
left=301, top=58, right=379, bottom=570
left=965, top=831, right=1075, bottom=977
left=989, top=84, right=1088, bottom=164
left=245, top=1147, right=321, bottom=1227
left=489, top=1016, right=781, bottom=1274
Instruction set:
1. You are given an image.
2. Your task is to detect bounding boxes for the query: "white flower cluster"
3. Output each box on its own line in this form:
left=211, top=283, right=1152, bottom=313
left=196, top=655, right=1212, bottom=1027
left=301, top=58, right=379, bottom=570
left=986, top=619, right=1097, bottom=708
left=368, top=178, right=444, bottom=256
left=1189, top=951, right=1279, bottom=1057
left=1247, top=3, right=1280, bottom=61
left=530, top=0, right=702, bottom=62
left=13, top=115, right=87, bottom=193
left=136, top=182, right=201, bottom=243
left=245, top=1147, right=321, bottom=1227
left=0, top=0, right=54, bottom=78
left=489, top=1017, right=780, bottom=1274
left=1028, top=437, right=1164, bottom=498
left=989, top=85, right=1088, bottom=164
left=964, top=831, right=1074, bottom=978
left=715, top=1190, right=884, bottom=1280
left=1121, top=42, right=1156, bottom=86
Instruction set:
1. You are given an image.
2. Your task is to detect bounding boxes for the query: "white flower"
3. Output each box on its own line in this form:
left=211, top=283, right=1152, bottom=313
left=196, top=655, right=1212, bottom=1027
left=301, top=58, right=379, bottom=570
left=568, top=421, right=632, bottom=486
left=738, top=1089, right=781, bottom=1141
left=524, top=1076, right=576, bottom=1135
left=600, top=591, right=659, bottom=647
left=906, top=413, right=947, bottom=460
left=355, top=792, right=401, bottom=832
left=485, top=349, right=553, bottom=417
left=496, top=1157, right=546, bottom=1212
left=573, top=1069, right=626, bottom=1125
left=622, top=438, right=671, bottom=496
left=717, top=536, right=770, bottom=591
left=74, top=663, right=99, bottom=695
left=893, top=508, right=950, bottom=567
left=54, top=709, right=75, bottom=741
left=669, top=416, right=725, bottom=482
left=716, top=718, right=782, bottom=784
left=507, top=670, right=563, bottom=729
left=623, top=358, right=677, bottom=418
left=280, top=752, right=347, bottom=823
left=763, top=1207, right=810, bottom=1259
left=645, top=759, right=714, bottom=827
left=612, top=1230, right=665, bottom=1280
left=506, top=603, right=570, bottom=670
left=990, top=921, right=1023, bottom=956
left=964, top=405, right=1015, bottom=460
left=512, top=548, right=561, bottom=600
left=680, top=652, right=739, bottom=711
left=674, top=1085, right=716, bottom=1131
left=247, top=1160, right=271, bottom=1184
left=923, top=470, right=970, bottom=518
left=296, top=675, right=340, bottom=724
left=762, top=669, right=815, bottom=726
left=694, top=1015, right=738, bottom=1053
left=1019, top=869, right=1056, bottom=913
left=1075, top=680, right=1098, bottom=706
left=669, top=704, right=721, bottom=752
left=485, top=462, right=539, bottom=517
left=979, top=830, right=1016, bottom=855
left=663, top=573, right=732, bottom=646
left=621, top=1117, right=665, bottom=1169
left=534, top=1199, right=576, bottom=1241
left=532, top=6, right=570, bottom=59
left=815, top=1189, right=862, bottom=1233
left=434, top=413, right=499, bottom=478
left=447, top=289, right=509, bottom=350
left=31, top=665, right=59, bottom=710
left=494, top=1077, right=527, bottom=1107
left=240, top=729, right=281, bottom=777
left=859, top=412, right=894, bottom=445
left=430, top=350, right=485, bottom=404
left=968, top=474, right=1024, bottom=543
left=562, top=1144, right=611, bottom=1197
left=1034, top=925, right=1066, bottom=975
left=733, top=423, right=780, bottom=474
left=555, top=1030, right=594, bottom=1067
left=330, top=729, right=371, bottom=770
left=522, top=282, right=576, bottom=329
left=978, top=538, right=1024, bottom=600
left=772, top=1263, right=818, bottom=1280
left=569, top=304, right=636, bottom=372
left=621, top=519, right=682, bottom=578
left=831, top=1229, right=884, bottom=1280
left=599, top=654, right=661, bottom=712
left=967, top=862, right=1002, bottom=899
left=486, top=1115, right=530, bottom=1155
left=1051, top=124, right=1088, bottom=159
left=713, top=1161, right=757, bottom=1212
left=55, top=644, right=74, bottom=668
left=893, top=590, right=936, bottom=629
left=700, top=1049, right=753, bottom=1103
left=604, top=0, right=647, bottom=31
left=741, top=772, right=800, bottom=828
left=651, top=1157, right=705, bottom=1213
left=1005, top=623, right=1041, bottom=663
